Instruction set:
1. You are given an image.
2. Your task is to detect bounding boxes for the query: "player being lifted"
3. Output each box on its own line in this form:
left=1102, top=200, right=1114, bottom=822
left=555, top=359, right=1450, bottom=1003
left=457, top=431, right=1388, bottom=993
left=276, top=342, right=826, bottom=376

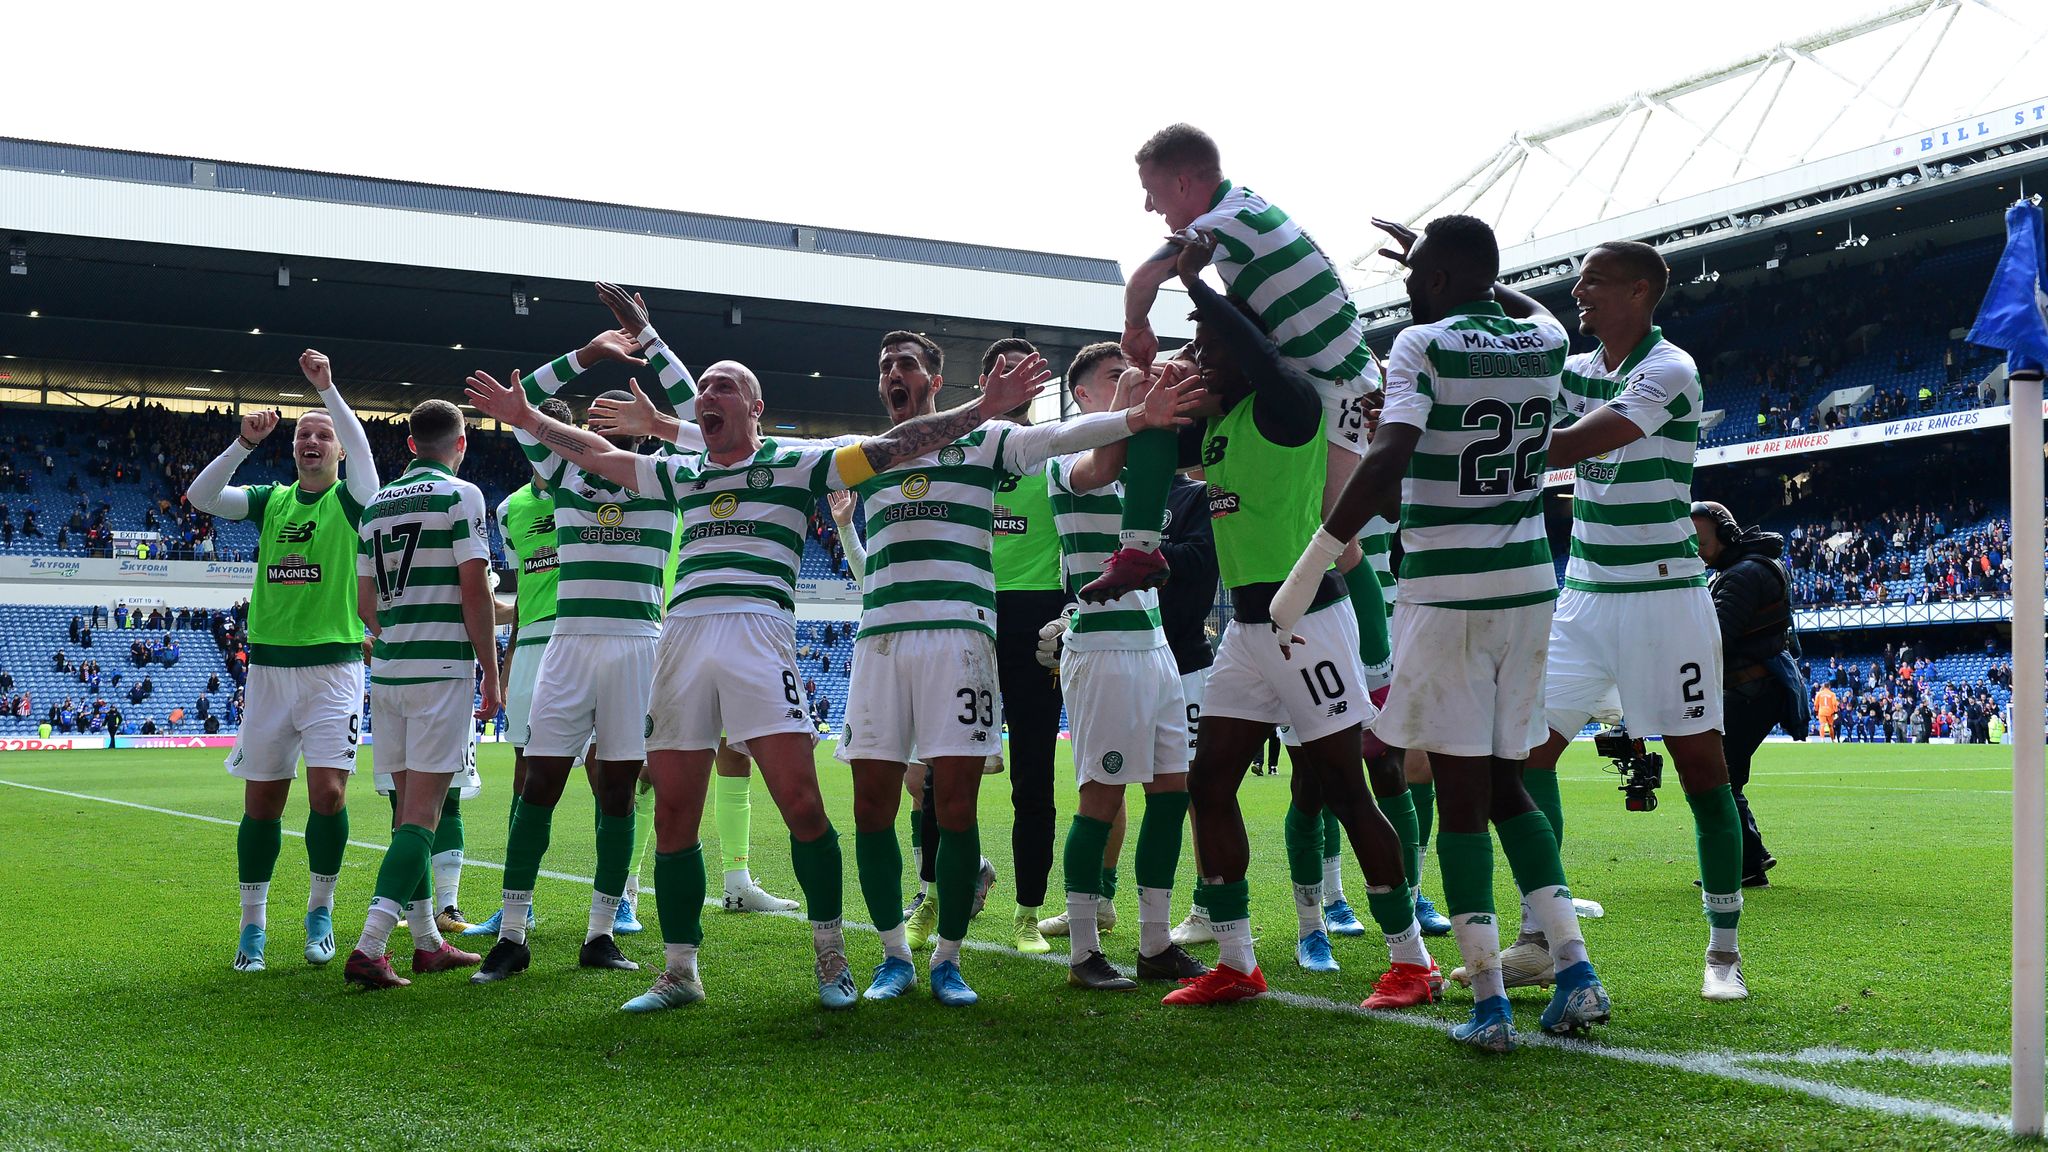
left=1272, top=215, right=1608, bottom=1051
left=470, top=314, right=1052, bottom=1011
left=190, top=350, right=380, bottom=973
left=1106, top=124, right=1414, bottom=953
left=468, top=283, right=692, bottom=985
left=1512, top=240, right=1749, bottom=1002
left=838, top=331, right=1203, bottom=1006
left=342, top=400, right=502, bottom=988
left=1152, top=237, right=1427, bottom=1010
left=1041, top=342, right=1209, bottom=989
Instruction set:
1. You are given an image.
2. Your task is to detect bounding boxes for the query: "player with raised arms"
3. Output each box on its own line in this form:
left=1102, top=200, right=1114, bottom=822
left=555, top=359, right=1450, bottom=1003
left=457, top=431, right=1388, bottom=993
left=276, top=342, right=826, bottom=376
left=834, top=331, right=1203, bottom=1006
left=469, top=316, right=1053, bottom=1010
left=1038, top=341, right=1210, bottom=989
left=466, top=283, right=689, bottom=985
left=190, top=349, right=380, bottom=973
left=342, top=399, right=501, bottom=988
left=1270, top=215, right=1608, bottom=1050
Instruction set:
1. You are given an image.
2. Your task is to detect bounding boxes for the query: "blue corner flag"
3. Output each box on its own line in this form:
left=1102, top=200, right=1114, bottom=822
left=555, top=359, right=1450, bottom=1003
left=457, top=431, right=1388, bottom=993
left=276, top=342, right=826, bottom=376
left=1968, top=200, right=2048, bottom=376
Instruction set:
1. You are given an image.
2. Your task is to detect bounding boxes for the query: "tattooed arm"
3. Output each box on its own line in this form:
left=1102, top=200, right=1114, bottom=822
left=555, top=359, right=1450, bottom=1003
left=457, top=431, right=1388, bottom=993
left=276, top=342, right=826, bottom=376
left=465, top=369, right=652, bottom=493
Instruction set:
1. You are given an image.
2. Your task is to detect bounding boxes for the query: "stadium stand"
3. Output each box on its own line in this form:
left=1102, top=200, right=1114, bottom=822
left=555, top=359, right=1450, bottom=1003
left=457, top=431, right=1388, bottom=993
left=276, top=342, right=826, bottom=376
left=0, top=602, right=243, bottom=737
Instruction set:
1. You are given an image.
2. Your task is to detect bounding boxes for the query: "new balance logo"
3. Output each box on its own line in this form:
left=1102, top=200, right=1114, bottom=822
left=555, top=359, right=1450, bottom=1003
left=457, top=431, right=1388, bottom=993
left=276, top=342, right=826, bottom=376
left=530, top=514, right=556, bottom=536
left=785, top=709, right=805, bottom=720
left=1327, top=700, right=1348, bottom=717
left=1683, top=705, right=1705, bottom=720
left=1202, top=436, right=1228, bottom=467
left=970, top=731, right=988, bottom=742
left=277, top=521, right=317, bottom=543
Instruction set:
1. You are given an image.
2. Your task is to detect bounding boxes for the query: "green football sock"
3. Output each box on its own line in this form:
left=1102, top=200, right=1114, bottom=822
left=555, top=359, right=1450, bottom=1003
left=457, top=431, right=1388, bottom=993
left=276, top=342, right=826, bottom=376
left=934, top=823, right=982, bottom=942
left=592, top=810, right=635, bottom=899
left=502, top=799, right=555, bottom=892
left=1198, top=878, right=1250, bottom=923
left=304, top=806, right=349, bottom=878
left=435, top=792, right=463, bottom=854
left=507, top=790, right=520, bottom=834
left=654, top=845, right=706, bottom=946
left=1435, top=831, right=1495, bottom=918
left=1283, top=803, right=1323, bottom=887
left=1410, top=779, right=1436, bottom=849
left=714, top=773, right=752, bottom=876
left=1100, top=865, right=1119, bottom=902
left=1524, top=767, right=1563, bottom=849
left=374, top=824, right=434, bottom=905
left=854, top=829, right=905, bottom=933
left=1363, top=884, right=1416, bottom=937
left=1064, top=816, right=1111, bottom=896
left=1115, top=429, right=1177, bottom=549
left=1495, top=810, right=1568, bottom=894
left=237, top=816, right=282, bottom=884
left=1376, top=789, right=1421, bottom=891
left=1319, top=806, right=1342, bottom=859
left=1134, top=791, right=1189, bottom=892
left=1343, top=563, right=1392, bottom=673
left=411, top=859, right=430, bottom=904
left=1687, top=784, right=1744, bottom=926
left=790, top=826, right=844, bottom=924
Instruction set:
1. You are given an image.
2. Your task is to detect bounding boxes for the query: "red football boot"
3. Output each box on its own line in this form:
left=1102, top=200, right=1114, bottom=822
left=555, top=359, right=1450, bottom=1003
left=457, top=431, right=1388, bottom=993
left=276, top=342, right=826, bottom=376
left=1079, top=547, right=1170, bottom=604
left=1161, top=963, right=1267, bottom=1006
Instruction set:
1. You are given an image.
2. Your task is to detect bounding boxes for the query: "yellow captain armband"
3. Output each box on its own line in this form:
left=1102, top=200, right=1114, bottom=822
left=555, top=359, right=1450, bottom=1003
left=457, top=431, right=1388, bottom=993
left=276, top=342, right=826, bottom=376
left=834, top=443, right=878, bottom=488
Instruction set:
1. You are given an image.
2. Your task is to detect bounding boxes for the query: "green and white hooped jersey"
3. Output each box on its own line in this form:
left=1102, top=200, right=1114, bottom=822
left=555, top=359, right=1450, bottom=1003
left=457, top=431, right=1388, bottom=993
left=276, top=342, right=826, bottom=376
left=242, top=480, right=367, bottom=667
left=635, top=436, right=862, bottom=620
left=357, top=461, right=491, bottom=685
left=1379, top=301, right=1565, bottom=611
left=496, top=483, right=560, bottom=649
left=1189, top=181, right=1379, bottom=388
left=1047, top=453, right=1164, bottom=652
left=1360, top=515, right=1398, bottom=615
left=1558, top=328, right=1707, bottom=593
left=515, top=339, right=704, bottom=638
left=847, top=421, right=1071, bottom=640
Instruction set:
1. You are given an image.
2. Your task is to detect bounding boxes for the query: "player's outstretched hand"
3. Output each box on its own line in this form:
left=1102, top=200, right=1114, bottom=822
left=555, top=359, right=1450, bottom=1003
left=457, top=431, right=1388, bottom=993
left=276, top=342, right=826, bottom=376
left=596, top=282, right=652, bottom=340
left=1125, top=362, right=1207, bottom=430
left=979, top=353, right=1052, bottom=417
left=826, top=488, right=859, bottom=527
left=240, top=408, right=282, bottom=445
left=465, top=370, right=535, bottom=429
left=580, top=327, right=647, bottom=368
left=588, top=379, right=660, bottom=436
left=299, top=349, right=335, bottom=390
left=1372, top=217, right=1418, bottom=267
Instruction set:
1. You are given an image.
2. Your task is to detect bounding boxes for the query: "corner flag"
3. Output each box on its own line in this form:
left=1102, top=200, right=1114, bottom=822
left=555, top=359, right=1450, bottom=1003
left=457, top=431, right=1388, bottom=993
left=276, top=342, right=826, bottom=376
left=1973, top=198, right=2048, bottom=1139
left=1968, top=199, right=2048, bottom=374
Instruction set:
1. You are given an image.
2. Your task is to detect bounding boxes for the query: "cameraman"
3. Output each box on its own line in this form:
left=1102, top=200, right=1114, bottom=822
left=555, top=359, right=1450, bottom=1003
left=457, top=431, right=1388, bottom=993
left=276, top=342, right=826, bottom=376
left=1691, top=501, right=1809, bottom=887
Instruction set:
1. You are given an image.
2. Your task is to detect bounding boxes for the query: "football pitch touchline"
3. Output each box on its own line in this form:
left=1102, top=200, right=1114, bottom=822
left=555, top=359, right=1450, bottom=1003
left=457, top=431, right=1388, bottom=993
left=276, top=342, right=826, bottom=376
left=0, top=777, right=2014, bottom=1135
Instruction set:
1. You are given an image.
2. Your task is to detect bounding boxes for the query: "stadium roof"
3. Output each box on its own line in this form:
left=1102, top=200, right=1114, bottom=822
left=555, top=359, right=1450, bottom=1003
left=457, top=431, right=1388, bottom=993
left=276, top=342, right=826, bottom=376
left=1352, top=0, right=2048, bottom=312
left=0, top=140, right=1185, bottom=424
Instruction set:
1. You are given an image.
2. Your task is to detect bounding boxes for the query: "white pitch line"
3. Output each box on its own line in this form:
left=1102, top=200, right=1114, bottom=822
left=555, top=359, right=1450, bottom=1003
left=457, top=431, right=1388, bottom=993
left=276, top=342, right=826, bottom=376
left=0, top=775, right=2018, bottom=1134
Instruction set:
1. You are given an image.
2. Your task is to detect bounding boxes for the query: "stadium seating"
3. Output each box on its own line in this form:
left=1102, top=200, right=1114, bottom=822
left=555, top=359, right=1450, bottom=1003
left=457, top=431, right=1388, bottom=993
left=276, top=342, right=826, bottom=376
left=0, top=604, right=237, bottom=737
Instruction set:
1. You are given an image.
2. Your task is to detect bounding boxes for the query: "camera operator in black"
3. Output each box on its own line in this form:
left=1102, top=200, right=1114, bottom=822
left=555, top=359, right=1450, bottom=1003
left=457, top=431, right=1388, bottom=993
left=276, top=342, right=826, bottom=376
left=1691, top=500, right=1809, bottom=887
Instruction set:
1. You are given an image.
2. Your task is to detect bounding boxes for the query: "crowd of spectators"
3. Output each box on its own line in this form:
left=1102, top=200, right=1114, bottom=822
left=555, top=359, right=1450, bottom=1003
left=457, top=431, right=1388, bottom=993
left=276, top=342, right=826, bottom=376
left=1652, top=241, right=2003, bottom=440
left=10, top=599, right=251, bottom=737
left=1805, top=641, right=2010, bottom=744
left=1783, top=499, right=2017, bottom=608
left=0, top=401, right=533, bottom=561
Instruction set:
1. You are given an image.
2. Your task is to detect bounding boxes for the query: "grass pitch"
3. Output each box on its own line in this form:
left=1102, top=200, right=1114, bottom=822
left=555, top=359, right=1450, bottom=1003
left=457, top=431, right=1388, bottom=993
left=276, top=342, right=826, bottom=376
left=0, top=741, right=2029, bottom=1150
